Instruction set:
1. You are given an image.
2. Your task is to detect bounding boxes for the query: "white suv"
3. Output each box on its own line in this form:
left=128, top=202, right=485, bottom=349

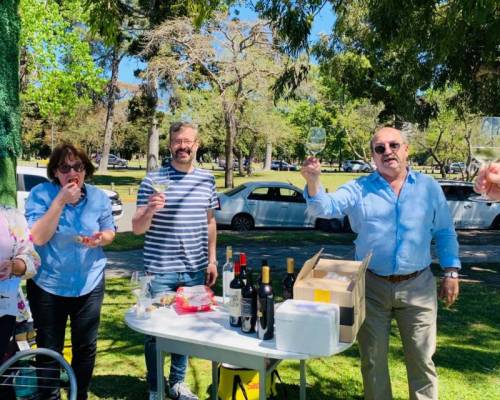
left=16, top=166, right=124, bottom=221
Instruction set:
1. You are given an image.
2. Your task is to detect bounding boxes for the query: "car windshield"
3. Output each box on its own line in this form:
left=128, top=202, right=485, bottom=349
left=224, top=184, right=247, bottom=196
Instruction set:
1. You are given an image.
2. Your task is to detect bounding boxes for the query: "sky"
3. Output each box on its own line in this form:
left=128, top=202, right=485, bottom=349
left=117, top=3, right=336, bottom=85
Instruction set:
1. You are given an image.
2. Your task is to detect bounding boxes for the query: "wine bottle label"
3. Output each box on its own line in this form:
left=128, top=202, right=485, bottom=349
left=227, top=288, right=242, bottom=317
left=241, top=298, right=254, bottom=317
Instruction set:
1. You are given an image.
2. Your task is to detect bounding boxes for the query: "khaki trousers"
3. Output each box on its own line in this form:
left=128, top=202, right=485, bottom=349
left=358, top=267, right=438, bottom=400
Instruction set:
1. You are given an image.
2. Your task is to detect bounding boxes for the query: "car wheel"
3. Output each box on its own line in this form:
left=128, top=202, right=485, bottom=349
left=315, top=218, right=342, bottom=233
left=231, top=214, right=254, bottom=231
left=490, top=215, right=500, bottom=229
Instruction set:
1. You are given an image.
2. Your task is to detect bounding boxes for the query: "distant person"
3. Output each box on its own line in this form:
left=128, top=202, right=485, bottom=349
left=301, top=126, right=460, bottom=400
left=25, top=143, right=116, bottom=400
left=0, top=206, right=40, bottom=400
left=132, top=122, right=218, bottom=400
left=474, top=162, right=500, bottom=200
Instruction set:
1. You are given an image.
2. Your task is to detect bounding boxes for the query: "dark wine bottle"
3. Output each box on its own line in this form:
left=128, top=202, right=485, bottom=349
left=239, top=252, right=248, bottom=285
left=228, top=260, right=243, bottom=327
left=282, top=257, right=296, bottom=300
left=257, top=266, right=274, bottom=340
left=241, top=269, right=257, bottom=333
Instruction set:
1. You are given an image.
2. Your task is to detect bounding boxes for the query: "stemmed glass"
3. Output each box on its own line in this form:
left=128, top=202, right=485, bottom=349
left=470, top=116, right=500, bottom=201
left=306, top=127, right=327, bottom=157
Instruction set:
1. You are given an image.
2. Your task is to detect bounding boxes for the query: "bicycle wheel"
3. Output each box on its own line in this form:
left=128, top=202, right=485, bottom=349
left=0, top=348, right=77, bottom=400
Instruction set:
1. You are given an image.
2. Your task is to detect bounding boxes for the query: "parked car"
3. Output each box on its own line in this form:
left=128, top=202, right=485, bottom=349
left=270, top=160, right=298, bottom=171
left=94, top=154, right=128, bottom=168
left=16, top=166, right=124, bottom=221
left=215, top=181, right=347, bottom=231
left=439, top=180, right=500, bottom=229
left=445, top=162, right=466, bottom=174
left=341, top=160, right=373, bottom=172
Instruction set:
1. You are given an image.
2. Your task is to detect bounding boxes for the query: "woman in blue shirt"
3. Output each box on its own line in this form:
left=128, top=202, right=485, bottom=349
left=25, top=143, right=115, bottom=400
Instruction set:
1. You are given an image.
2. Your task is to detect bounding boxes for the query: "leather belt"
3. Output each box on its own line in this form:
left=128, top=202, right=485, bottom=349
left=368, top=268, right=426, bottom=283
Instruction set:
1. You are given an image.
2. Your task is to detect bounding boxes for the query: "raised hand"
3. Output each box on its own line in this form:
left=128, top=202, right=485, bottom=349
left=474, top=163, right=500, bottom=201
left=57, top=182, right=81, bottom=205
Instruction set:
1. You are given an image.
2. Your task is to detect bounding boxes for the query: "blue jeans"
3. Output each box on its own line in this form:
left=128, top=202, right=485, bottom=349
left=145, top=270, right=205, bottom=391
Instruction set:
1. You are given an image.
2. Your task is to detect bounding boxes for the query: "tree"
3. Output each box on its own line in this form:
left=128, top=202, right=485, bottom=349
left=0, top=0, right=21, bottom=207
left=143, top=14, right=284, bottom=187
left=256, top=0, right=499, bottom=117
left=20, top=0, right=105, bottom=151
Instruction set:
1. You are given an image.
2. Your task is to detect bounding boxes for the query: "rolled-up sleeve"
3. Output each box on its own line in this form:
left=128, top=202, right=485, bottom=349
left=433, top=188, right=461, bottom=269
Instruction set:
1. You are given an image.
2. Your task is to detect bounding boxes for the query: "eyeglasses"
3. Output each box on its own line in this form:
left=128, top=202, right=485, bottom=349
left=58, top=162, right=85, bottom=173
left=171, top=139, right=196, bottom=146
left=373, top=142, right=402, bottom=155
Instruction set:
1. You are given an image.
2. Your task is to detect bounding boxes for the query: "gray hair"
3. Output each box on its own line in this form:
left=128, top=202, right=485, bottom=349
left=169, top=122, right=199, bottom=139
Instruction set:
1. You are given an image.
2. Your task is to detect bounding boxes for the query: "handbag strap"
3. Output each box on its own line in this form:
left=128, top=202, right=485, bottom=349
left=232, top=374, right=249, bottom=400
left=271, top=370, right=288, bottom=400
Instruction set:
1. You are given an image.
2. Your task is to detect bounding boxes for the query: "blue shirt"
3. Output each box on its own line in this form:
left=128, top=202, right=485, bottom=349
left=137, top=165, right=218, bottom=274
left=25, top=183, right=115, bottom=297
left=305, top=169, right=461, bottom=275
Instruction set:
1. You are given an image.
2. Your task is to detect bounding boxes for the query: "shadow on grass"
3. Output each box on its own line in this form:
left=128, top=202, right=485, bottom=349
left=90, top=374, right=147, bottom=399
left=92, top=174, right=143, bottom=187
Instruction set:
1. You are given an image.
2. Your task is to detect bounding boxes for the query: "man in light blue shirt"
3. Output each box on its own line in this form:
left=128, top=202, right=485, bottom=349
left=302, top=126, right=460, bottom=400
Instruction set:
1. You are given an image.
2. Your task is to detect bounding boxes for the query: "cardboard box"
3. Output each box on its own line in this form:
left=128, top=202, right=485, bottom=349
left=294, top=249, right=371, bottom=343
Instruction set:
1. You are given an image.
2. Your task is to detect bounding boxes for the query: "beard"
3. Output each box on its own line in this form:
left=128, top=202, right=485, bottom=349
left=173, top=147, right=195, bottom=164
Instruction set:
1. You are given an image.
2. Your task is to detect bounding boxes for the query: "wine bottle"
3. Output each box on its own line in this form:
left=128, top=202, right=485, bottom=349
left=241, top=269, right=257, bottom=333
left=282, top=257, right=296, bottom=300
left=239, top=252, right=248, bottom=285
left=222, top=246, right=234, bottom=305
left=228, top=260, right=243, bottom=327
left=257, top=266, right=274, bottom=340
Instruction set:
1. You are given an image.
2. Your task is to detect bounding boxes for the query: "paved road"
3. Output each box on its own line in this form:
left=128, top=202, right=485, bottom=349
left=104, top=243, right=500, bottom=278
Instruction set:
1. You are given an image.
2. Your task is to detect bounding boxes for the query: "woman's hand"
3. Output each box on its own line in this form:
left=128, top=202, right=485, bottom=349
left=0, top=260, right=13, bottom=280
left=56, top=182, right=82, bottom=206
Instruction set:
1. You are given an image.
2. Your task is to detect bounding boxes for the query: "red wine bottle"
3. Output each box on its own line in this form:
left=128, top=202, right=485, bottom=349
left=257, top=266, right=274, bottom=340
left=239, top=252, right=248, bottom=285
left=241, top=269, right=257, bottom=333
left=282, top=257, right=296, bottom=300
left=228, top=260, right=243, bottom=327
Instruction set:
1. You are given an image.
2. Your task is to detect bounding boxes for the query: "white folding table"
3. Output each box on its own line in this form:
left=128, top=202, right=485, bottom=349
left=125, top=305, right=351, bottom=400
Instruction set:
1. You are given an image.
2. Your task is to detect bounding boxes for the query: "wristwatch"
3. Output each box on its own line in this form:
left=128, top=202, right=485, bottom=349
left=443, top=270, right=459, bottom=279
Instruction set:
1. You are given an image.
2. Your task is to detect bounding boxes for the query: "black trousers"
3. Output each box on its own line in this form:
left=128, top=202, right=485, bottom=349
left=27, top=278, right=105, bottom=400
left=0, top=314, right=16, bottom=400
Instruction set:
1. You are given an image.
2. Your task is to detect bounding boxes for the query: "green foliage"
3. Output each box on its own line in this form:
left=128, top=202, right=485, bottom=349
left=20, top=0, right=105, bottom=140
left=0, top=0, right=22, bottom=159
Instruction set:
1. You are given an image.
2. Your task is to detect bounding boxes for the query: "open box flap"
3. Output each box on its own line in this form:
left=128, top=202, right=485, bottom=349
left=296, top=248, right=323, bottom=282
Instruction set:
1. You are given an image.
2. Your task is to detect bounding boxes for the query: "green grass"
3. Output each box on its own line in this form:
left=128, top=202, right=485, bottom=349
left=106, top=230, right=357, bottom=252
left=89, top=275, right=500, bottom=400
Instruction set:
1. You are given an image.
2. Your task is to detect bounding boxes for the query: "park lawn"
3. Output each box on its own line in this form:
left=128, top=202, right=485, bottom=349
left=90, top=167, right=361, bottom=203
left=89, top=276, right=499, bottom=400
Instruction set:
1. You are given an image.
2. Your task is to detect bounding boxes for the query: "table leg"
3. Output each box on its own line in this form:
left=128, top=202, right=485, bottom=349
left=211, top=361, right=218, bottom=400
left=259, top=365, right=267, bottom=400
left=300, top=359, right=306, bottom=400
left=157, top=346, right=165, bottom=400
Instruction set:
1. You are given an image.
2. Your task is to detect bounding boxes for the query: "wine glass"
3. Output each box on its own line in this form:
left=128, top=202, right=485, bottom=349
left=470, top=116, right=500, bottom=201
left=306, top=127, right=327, bottom=157
left=150, top=167, right=170, bottom=194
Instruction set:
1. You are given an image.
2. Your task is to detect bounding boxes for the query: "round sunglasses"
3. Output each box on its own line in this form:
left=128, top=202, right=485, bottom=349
left=373, top=142, right=402, bottom=155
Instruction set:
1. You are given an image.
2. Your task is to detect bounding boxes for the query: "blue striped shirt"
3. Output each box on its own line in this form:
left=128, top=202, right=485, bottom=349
left=137, top=165, right=218, bottom=274
left=304, top=169, right=461, bottom=275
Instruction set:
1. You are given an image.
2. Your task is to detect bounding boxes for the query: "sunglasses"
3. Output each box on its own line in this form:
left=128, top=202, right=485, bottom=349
left=373, top=142, right=402, bottom=155
left=58, top=162, right=85, bottom=173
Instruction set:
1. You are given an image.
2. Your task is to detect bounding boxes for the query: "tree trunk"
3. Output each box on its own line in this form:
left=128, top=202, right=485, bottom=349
left=146, top=75, right=160, bottom=171
left=99, top=46, right=121, bottom=173
left=223, top=100, right=236, bottom=188
left=263, top=139, right=272, bottom=170
left=0, top=0, right=20, bottom=207
left=246, top=139, right=257, bottom=176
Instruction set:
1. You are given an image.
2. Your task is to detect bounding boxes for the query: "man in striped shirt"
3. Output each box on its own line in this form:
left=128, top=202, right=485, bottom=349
left=132, top=122, right=218, bottom=400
